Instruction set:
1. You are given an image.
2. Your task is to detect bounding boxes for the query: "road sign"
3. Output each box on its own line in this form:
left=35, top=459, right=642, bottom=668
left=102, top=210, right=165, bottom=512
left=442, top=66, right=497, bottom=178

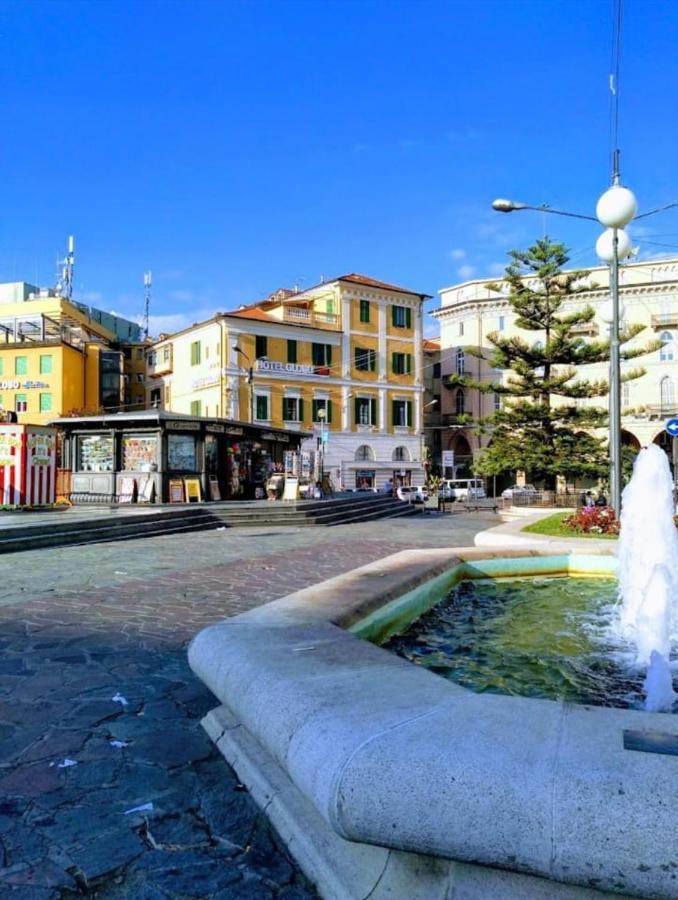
left=320, top=430, right=328, bottom=444
left=442, top=450, right=455, bottom=468
left=665, top=418, right=678, bottom=437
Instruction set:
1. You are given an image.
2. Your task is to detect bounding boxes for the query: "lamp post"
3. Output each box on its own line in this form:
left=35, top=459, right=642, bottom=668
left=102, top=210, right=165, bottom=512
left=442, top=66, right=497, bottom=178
left=492, top=180, right=636, bottom=514
left=232, top=345, right=254, bottom=424
left=317, top=407, right=326, bottom=487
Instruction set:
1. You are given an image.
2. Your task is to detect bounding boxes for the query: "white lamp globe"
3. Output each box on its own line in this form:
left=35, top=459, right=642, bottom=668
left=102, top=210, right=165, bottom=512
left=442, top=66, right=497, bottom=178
left=595, top=227, right=632, bottom=263
left=599, top=298, right=626, bottom=324
left=596, top=185, right=637, bottom=228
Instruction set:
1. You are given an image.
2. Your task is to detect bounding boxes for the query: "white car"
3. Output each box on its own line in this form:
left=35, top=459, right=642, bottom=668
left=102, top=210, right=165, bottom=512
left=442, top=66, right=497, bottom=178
left=396, top=485, right=428, bottom=502
left=501, top=484, right=539, bottom=500
left=441, top=479, right=486, bottom=501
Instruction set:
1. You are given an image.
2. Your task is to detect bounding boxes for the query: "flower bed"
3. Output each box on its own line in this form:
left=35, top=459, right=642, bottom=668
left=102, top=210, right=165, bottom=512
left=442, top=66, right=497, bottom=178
left=562, top=506, right=620, bottom=535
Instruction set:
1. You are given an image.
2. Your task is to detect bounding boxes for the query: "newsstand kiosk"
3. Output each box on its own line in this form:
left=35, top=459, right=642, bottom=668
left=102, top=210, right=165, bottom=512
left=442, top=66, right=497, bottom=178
left=0, top=423, right=57, bottom=506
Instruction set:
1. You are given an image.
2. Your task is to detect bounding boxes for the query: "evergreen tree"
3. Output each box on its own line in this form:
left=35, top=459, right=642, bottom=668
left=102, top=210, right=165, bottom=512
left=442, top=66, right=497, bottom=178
left=449, top=238, right=658, bottom=490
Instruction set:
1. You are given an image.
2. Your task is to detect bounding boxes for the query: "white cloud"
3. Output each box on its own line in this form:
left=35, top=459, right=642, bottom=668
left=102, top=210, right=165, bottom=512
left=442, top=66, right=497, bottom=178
left=457, top=264, right=477, bottom=279
left=448, top=248, right=466, bottom=261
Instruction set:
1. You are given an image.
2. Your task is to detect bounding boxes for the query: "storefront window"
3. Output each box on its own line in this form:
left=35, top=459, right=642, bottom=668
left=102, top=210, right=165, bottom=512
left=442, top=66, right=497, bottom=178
left=122, top=435, right=158, bottom=472
left=205, top=434, right=218, bottom=473
left=78, top=435, right=114, bottom=473
left=168, top=433, right=196, bottom=470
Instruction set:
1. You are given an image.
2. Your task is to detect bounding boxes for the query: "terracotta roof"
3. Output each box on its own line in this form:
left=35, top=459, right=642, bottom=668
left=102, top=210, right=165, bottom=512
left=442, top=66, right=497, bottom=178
left=422, top=338, right=440, bottom=351
left=336, top=273, right=432, bottom=298
left=227, top=307, right=277, bottom=322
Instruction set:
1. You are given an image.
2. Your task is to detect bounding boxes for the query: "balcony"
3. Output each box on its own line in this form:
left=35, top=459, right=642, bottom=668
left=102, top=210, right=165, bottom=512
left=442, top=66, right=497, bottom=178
left=569, top=320, right=599, bottom=336
left=147, top=347, right=173, bottom=377
left=283, top=307, right=340, bottom=328
left=651, top=312, right=678, bottom=329
left=629, top=403, right=678, bottom=420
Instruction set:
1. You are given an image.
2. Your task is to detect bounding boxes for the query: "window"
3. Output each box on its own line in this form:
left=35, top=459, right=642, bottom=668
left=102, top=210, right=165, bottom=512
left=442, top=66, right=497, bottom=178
left=39, top=393, right=52, bottom=412
left=163, top=346, right=171, bottom=362
left=660, top=376, right=675, bottom=411
left=136, top=373, right=145, bottom=383
left=498, top=315, right=506, bottom=331
left=190, top=400, right=202, bottom=416
left=136, top=348, right=144, bottom=360
left=190, top=341, right=201, bottom=366
left=391, top=305, right=412, bottom=329
left=255, top=395, right=269, bottom=420
left=256, top=335, right=268, bottom=359
left=150, top=388, right=161, bottom=408
left=312, top=343, right=332, bottom=367
left=359, top=299, right=370, bottom=323
left=123, top=347, right=132, bottom=360
left=168, top=434, right=196, bottom=470
left=622, top=383, right=630, bottom=408
left=455, top=389, right=465, bottom=415
left=312, top=398, right=332, bottom=422
left=39, top=355, right=52, bottom=374
left=433, top=362, right=441, bottom=378
left=458, top=321, right=464, bottom=337
left=355, top=397, right=377, bottom=426
left=455, top=348, right=465, bottom=375
left=15, top=357, right=27, bottom=376
left=393, top=446, right=410, bottom=461
left=147, top=351, right=157, bottom=366
left=660, top=331, right=674, bottom=362
left=287, top=340, right=297, bottom=364
left=282, top=397, right=303, bottom=421
left=78, top=435, right=114, bottom=472
left=355, top=444, right=375, bottom=461
left=391, top=352, right=412, bottom=375
left=15, top=393, right=27, bottom=412
left=494, top=392, right=502, bottom=411
left=392, top=400, right=412, bottom=427
left=326, top=298, right=335, bottom=315
left=355, top=347, right=376, bottom=371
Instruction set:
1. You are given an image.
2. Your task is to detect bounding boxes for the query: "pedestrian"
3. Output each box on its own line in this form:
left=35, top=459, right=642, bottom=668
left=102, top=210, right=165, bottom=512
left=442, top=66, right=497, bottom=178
left=595, top=493, right=607, bottom=507
left=581, top=490, right=595, bottom=508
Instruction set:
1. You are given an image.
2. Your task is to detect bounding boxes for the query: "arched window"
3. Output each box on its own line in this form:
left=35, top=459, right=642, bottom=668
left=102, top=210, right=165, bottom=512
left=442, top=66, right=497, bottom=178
left=455, top=389, right=465, bottom=415
left=660, top=376, right=675, bottom=411
left=355, top=444, right=374, bottom=462
left=455, top=348, right=465, bottom=375
left=660, top=332, right=674, bottom=362
left=392, top=446, right=411, bottom=462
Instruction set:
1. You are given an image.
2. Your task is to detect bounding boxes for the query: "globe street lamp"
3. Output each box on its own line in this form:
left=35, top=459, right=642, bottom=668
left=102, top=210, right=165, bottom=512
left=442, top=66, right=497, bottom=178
left=232, top=345, right=254, bottom=423
left=493, top=181, right=636, bottom=513
left=316, top=406, right=327, bottom=486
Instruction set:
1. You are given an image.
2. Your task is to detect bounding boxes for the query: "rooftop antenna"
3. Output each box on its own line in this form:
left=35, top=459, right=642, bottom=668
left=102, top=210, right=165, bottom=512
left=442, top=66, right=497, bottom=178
left=56, top=235, right=75, bottom=299
left=143, top=270, right=152, bottom=340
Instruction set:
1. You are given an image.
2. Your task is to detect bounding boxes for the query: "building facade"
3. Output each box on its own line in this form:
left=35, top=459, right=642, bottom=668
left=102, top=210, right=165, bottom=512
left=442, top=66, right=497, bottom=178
left=0, top=282, right=144, bottom=426
left=422, top=338, right=442, bottom=471
left=147, top=273, right=430, bottom=490
left=433, top=257, right=678, bottom=483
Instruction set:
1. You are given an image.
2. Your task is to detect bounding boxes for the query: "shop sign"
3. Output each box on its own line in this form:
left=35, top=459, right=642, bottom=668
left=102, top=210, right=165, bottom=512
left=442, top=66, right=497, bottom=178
left=191, top=375, right=220, bottom=390
left=261, top=432, right=289, bottom=442
left=206, top=423, right=225, bottom=433
left=0, top=379, right=49, bottom=390
left=166, top=421, right=201, bottom=431
left=225, top=427, right=244, bottom=436
left=255, top=360, right=328, bottom=377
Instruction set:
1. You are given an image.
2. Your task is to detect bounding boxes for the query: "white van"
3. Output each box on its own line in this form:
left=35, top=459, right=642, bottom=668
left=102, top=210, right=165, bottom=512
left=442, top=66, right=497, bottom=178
left=440, top=478, right=486, bottom=501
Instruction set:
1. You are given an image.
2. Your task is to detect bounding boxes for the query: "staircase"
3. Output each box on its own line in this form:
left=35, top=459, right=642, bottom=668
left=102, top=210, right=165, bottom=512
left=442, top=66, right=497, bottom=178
left=0, top=494, right=416, bottom=554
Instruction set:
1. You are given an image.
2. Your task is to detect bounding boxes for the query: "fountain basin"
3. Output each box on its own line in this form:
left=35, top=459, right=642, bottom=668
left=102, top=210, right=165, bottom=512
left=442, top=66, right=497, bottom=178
left=189, top=546, right=678, bottom=900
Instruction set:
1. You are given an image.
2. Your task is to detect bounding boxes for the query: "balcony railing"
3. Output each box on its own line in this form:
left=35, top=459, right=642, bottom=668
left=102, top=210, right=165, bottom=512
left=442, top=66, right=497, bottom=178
left=569, top=320, right=599, bottom=336
left=147, top=348, right=173, bottom=377
left=283, top=307, right=340, bottom=328
left=651, top=312, right=678, bottom=329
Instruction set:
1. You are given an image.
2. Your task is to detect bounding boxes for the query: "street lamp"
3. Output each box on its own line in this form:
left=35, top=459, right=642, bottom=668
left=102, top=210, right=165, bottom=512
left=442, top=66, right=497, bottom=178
left=492, top=175, right=636, bottom=514
left=317, top=407, right=327, bottom=486
left=232, top=345, right=254, bottom=424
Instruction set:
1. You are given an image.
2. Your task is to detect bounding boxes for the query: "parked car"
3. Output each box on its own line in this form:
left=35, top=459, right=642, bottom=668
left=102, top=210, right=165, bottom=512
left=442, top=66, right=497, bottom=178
left=501, top=484, right=539, bottom=501
left=396, top=485, right=429, bottom=502
left=441, top=479, right=486, bottom=501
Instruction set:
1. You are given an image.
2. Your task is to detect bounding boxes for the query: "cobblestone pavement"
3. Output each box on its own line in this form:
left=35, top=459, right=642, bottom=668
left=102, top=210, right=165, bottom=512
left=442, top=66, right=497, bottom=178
left=0, top=510, right=494, bottom=898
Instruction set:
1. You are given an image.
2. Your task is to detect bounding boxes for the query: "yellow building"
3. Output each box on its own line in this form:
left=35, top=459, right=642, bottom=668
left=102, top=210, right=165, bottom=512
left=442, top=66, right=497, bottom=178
left=0, top=282, right=144, bottom=425
left=147, top=273, right=431, bottom=489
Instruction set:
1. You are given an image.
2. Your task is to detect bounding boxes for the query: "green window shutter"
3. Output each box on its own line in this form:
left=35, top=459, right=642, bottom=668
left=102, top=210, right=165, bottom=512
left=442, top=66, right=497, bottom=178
left=287, top=340, right=297, bottom=364
left=298, top=398, right=304, bottom=422
left=370, top=398, right=377, bottom=426
left=326, top=345, right=332, bottom=366
left=15, top=357, right=27, bottom=376
left=256, top=336, right=267, bottom=359
left=407, top=401, right=413, bottom=426
left=190, top=400, right=201, bottom=416
left=391, top=352, right=397, bottom=373
left=406, top=353, right=412, bottom=374
left=39, top=393, right=52, bottom=412
left=312, top=343, right=319, bottom=366
left=369, top=350, right=376, bottom=371
left=360, top=300, right=370, bottom=323
left=282, top=398, right=289, bottom=420
left=354, top=397, right=360, bottom=424
left=40, top=355, right=53, bottom=374
left=391, top=400, right=397, bottom=426
left=405, top=307, right=412, bottom=329
left=326, top=400, right=333, bottom=423
left=312, top=399, right=318, bottom=421
left=256, top=396, right=268, bottom=420
left=391, top=306, right=396, bottom=327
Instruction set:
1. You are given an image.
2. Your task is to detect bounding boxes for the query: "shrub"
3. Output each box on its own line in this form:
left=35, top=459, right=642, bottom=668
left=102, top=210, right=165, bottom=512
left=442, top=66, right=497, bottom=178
left=562, top=506, right=620, bottom=535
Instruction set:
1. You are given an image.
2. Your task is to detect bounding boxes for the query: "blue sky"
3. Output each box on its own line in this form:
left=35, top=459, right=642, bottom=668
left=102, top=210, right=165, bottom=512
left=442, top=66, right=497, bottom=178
left=1, top=0, right=677, bottom=336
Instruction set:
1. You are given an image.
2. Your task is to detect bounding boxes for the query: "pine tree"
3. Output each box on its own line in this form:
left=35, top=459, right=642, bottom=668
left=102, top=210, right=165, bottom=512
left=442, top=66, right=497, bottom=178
left=449, top=238, right=658, bottom=490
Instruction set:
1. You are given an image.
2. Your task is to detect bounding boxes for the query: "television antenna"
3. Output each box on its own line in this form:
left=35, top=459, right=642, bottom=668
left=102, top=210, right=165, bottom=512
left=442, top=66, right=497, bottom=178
left=143, top=270, right=152, bottom=340
left=55, top=235, right=75, bottom=299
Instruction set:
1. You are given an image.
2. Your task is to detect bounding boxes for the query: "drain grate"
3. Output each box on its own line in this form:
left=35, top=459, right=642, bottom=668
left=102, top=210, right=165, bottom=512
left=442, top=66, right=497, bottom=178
left=623, top=729, right=678, bottom=757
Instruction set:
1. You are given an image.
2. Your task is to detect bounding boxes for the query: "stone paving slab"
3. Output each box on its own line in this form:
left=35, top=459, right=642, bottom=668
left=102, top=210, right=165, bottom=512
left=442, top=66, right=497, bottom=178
left=0, top=511, right=493, bottom=898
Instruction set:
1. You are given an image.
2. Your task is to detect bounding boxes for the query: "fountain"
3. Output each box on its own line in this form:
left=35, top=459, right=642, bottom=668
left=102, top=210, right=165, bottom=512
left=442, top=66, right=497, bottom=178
left=617, top=443, right=678, bottom=711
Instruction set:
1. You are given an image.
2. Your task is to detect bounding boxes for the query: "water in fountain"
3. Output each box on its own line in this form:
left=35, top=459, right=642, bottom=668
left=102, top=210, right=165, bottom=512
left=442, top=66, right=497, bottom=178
left=617, top=443, right=678, bottom=711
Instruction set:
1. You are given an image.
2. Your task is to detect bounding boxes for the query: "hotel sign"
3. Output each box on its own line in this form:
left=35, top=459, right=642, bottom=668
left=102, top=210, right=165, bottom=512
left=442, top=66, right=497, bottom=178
left=0, top=380, right=50, bottom=390
left=256, top=360, right=329, bottom=377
